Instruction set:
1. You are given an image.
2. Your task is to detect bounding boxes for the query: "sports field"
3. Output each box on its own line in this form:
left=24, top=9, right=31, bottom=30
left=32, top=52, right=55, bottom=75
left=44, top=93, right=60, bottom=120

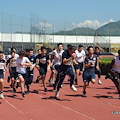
left=0, top=67, right=120, bottom=120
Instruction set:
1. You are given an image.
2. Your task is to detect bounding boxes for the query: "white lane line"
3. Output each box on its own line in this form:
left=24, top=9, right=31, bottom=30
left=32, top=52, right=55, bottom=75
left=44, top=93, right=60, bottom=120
left=34, top=93, right=96, bottom=120
left=4, top=99, right=24, bottom=115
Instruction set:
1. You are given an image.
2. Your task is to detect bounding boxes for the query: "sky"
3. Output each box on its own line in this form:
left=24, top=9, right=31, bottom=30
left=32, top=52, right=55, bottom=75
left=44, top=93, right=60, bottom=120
left=0, top=0, right=120, bottom=32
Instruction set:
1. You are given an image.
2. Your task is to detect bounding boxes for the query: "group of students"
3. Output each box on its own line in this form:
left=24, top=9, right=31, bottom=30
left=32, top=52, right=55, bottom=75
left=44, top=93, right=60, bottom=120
left=0, top=43, right=120, bottom=99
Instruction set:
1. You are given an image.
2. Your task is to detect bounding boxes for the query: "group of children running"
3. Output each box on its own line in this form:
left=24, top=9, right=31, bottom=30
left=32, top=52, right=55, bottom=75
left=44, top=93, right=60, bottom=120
left=0, top=43, right=120, bottom=99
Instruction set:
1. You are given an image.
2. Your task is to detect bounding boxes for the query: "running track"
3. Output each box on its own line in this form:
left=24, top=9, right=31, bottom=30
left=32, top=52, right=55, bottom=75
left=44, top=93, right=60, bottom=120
left=0, top=68, right=120, bottom=120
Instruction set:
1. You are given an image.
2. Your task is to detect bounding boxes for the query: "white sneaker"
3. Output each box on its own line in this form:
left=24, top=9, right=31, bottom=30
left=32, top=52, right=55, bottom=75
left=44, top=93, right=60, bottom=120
left=55, top=91, right=59, bottom=98
left=98, top=80, right=102, bottom=85
left=61, top=84, right=63, bottom=88
left=0, top=93, right=4, bottom=99
left=70, top=85, right=77, bottom=91
left=50, top=79, right=55, bottom=84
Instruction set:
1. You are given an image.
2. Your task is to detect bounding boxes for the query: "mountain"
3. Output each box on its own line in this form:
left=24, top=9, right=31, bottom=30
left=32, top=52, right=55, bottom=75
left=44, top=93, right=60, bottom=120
left=52, top=20, right=120, bottom=36
left=97, top=20, right=120, bottom=36
left=52, top=27, right=96, bottom=36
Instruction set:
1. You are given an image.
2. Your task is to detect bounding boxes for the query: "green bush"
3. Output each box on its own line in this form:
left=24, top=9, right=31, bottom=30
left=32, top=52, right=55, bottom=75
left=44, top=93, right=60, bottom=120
left=99, top=61, right=111, bottom=75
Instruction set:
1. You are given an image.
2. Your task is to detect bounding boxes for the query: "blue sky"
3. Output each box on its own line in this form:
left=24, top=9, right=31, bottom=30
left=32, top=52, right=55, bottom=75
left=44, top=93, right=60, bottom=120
left=0, top=0, right=120, bottom=32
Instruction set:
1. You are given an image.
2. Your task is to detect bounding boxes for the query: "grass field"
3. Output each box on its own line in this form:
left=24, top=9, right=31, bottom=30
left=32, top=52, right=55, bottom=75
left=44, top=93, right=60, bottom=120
left=101, top=57, right=114, bottom=62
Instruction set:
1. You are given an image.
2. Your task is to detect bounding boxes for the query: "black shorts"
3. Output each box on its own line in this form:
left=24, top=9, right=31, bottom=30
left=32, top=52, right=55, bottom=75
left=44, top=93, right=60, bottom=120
left=74, top=62, right=83, bottom=71
left=39, top=67, right=47, bottom=75
left=17, top=72, right=26, bottom=79
left=10, top=67, right=17, bottom=79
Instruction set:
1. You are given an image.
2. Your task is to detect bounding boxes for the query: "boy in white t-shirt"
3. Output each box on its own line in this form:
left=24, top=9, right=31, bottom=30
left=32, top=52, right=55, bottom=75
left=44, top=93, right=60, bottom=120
left=16, top=51, right=31, bottom=97
left=0, top=51, right=7, bottom=99
left=74, top=45, right=85, bottom=85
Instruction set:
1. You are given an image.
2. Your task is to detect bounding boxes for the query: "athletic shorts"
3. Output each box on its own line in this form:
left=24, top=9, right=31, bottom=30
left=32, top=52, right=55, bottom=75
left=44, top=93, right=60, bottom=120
left=17, top=72, right=26, bottom=79
left=39, top=67, right=47, bottom=75
left=74, top=62, right=83, bottom=71
left=10, top=67, right=17, bottom=79
left=0, top=73, right=4, bottom=79
left=82, top=70, right=96, bottom=83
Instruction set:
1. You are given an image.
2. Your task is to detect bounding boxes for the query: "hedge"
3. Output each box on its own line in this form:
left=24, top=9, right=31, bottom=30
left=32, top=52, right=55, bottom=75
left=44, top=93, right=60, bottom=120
left=99, top=61, right=111, bottom=75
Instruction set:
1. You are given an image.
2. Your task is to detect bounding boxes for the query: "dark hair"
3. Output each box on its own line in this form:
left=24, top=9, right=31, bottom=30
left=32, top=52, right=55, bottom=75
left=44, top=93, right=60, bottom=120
left=11, top=47, right=15, bottom=51
left=29, top=49, right=33, bottom=52
left=69, top=46, right=76, bottom=51
left=87, top=46, right=93, bottom=51
left=118, top=50, right=120, bottom=55
left=41, top=46, right=46, bottom=51
left=78, top=45, right=83, bottom=48
left=57, top=43, right=63, bottom=47
left=0, top=51, right=3, bottom=54
left=26, top=49, right=29, bottom=52
left=52, top=47, right=56, bottom=51
left=95, top=47, right=99, bottom=50
left=11, top=51, right=15, bottom=54
left=19, top=51, right=25, bottom=56
left=37, top=49, right=41, bottom=52
left=67, top=44, right=72, bottom=50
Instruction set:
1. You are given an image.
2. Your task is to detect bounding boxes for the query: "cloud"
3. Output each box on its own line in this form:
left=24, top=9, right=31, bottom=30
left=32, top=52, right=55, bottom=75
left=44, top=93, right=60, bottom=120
left=72, top=19, right=114, bottom=29
left=39, top=22, right=53, bottom=29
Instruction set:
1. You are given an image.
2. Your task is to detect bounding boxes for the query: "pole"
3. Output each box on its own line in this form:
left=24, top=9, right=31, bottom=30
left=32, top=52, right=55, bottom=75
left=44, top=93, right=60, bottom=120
left=64, top=21, right=66, bottom=43
left=53, top=24, right=54, bottom=43
left=1, top=12, right=3, bottom=51
left=21, top=16, right=23, bottom=50
left=10, top=15, right=12, bottom=48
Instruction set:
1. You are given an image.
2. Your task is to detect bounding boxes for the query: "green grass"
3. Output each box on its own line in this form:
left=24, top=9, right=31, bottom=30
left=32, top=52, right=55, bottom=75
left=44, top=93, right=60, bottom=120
left=101, top=57, right=114, bottom=62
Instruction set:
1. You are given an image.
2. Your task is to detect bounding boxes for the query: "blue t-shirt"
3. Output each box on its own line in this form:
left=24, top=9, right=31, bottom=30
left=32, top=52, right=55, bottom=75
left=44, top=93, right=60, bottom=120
left=27, top=55, right=36, bottom=65
left=84, top=54, right=98, bottom=72
left=94, top=52, right=100, bottom=57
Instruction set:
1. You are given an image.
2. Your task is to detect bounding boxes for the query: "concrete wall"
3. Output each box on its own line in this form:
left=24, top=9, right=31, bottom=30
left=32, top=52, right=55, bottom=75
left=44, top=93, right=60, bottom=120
left=0, top=33, right=120, bottom=43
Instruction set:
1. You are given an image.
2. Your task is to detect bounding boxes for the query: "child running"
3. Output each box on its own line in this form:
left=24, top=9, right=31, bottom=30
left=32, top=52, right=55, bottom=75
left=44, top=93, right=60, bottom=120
left=25, top=49, right=36, bottom=94
left=55, top=46, right=77, bottom=98
left=0, top=51, right=7, bottom=99
left=9, top=51, right=18, bottom=93
left=16, top=51, right=31, bottom=97
left=74, top=45, right=85, bottom=85
left=36, top=46, right=51, bottom=92
left=82, top=46, right=99, bottom=97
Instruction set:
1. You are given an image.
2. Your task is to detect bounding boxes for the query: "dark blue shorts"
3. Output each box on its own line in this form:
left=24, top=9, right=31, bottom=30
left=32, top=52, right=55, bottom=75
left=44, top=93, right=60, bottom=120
left=0, top=73, right=4, bottom=79
left=82, top=70, right=96, bottom=83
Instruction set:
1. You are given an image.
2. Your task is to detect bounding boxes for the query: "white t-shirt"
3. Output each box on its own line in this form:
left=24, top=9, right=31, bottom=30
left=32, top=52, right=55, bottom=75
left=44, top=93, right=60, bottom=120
left=7, top=53, right=19, bottom=60
left=51, top=49, right=64, bottom=66
left=75, top=50, right=85, bottom=63
left=11, top=57, right=17, bottom=67
left=16, top=57, right=30, bottom=74
left=112, top=56, right=120, bottom=73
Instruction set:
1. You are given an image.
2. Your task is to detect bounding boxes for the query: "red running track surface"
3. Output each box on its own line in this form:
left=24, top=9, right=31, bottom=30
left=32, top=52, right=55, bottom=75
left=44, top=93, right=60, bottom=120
left=0, top=68, right=120, bottom=120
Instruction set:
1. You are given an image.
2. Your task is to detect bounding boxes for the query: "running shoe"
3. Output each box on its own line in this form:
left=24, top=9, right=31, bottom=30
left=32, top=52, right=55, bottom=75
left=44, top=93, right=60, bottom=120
left=44, top=88, right=48, bottom=92
left=70, top=85, right=77, bottom=91
left=22, top=92, right=25, bottom=97
left=0, top=92, right=4, bottom=99
left=55, top=91, right=59, bottom=98
left=98, top=79, right=102, bottom=85
left=13, top=88, right=16, bottom=93
left=82, top=91, right=87, bottom=97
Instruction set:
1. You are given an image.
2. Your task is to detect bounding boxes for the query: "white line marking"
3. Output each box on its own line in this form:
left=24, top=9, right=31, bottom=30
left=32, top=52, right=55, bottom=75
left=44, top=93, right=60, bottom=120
left=34, top=94, right=96, bottom=120
left=4, top=99, right=24, bottom=115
